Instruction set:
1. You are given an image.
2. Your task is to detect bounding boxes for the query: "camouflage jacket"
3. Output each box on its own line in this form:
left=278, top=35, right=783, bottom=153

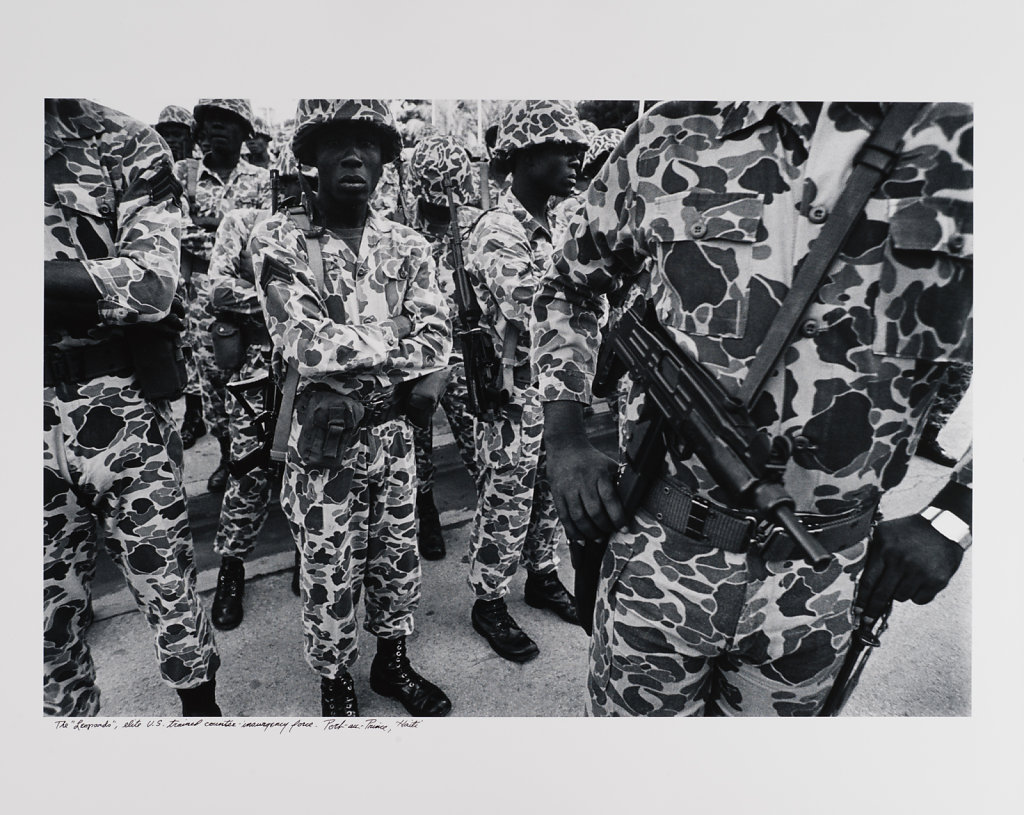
left=532, top=101, right=973, bottom=513
left=208, top=207, right=271, bottom=316
left=44, top=98, right=182, bottom=349
left=249, top=211, right=452, bottom=397
left=173, top=156, right=270, bottom=261
left=412, top=203, right=484, bottom=314
left=467, top=188, right=559, bottom=376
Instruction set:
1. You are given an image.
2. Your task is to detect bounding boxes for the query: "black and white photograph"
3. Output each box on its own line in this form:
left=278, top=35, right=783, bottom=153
left=10, top=1, right=1021, bottom=812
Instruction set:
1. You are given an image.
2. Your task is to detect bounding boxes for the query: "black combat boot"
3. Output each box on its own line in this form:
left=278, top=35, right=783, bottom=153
left=471, top=597, right=539, bottom=663
left=916, top=424, right=957, bottom=467
left=291, top=548, right=300, bottom=596
left=370, top=636, right=452, bottom=717
left=177, top=678, right=222, bottom=717
left=524, top=569, right=579, bottom=625
left=417, top=490, right=446, bottom=560
left=180, top=394, right=207, bottom=450
left=207, top=436, right=230, bottom=492
left=212, top=555, right=245, bottom=630
left=321, top=673, right=359, bottom=717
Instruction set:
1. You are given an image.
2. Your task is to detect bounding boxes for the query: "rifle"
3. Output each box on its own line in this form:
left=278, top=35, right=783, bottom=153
left=591, top=298, right=829, bottom=564
left=224, top=359, right=282, bottom=478
left=270, top=169, right=280, bottom=214
left=441, top=176, right=508, bottom=421
left=819, top=605, right=891, bottom=716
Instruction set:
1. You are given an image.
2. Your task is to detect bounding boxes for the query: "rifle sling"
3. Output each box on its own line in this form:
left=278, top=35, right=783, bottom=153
left=736, top=102, right=925, bottom=408
left=270, top=207, right=329, bottom=463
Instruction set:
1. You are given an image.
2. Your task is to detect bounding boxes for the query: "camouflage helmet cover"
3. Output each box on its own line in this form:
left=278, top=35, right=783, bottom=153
left=273, top=148, right=300, bottom=177
left=193, top=98, right=255, bottom=136
left=494, top=100, right=588, bottom=159
left=408, top=134, right=476, bottom=207
left=578, top=119, right=599, bottom=142
left=154, top=105, right=195, bottom=132
left=291, top=99, right=403, bottom=166
left=583, top=127, right=625, bottom=172
left=251, top=116, right=272, bottom=140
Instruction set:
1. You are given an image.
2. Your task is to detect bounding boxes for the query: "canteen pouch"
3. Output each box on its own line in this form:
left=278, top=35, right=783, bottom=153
left=212, top=318, right=245, bottom=371
left=294, top=385, right=365, bottom=468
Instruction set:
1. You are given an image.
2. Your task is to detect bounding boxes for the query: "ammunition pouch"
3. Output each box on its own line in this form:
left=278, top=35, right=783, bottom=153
left=404, top=369, right=450, bottom=429
left=293, top=385, right=403, bottom=468
left=211, top=313, right=270, bottom=372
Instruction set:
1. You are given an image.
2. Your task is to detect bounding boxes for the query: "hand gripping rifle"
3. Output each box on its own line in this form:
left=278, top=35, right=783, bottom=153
left=224, top=355, right=282, bottom=479
left=442, top=176, right=509, bottom=421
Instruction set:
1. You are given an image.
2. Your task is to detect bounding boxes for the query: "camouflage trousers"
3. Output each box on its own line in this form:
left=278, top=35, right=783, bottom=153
left=467, top=385, right=562, bottom=600
left=412, top=360, right=479, bottom=494
left=185, top=272, right=230, bottom=441
left=282, top=418, right=420, bottom=679
left=926, top=361, right=973, bottom=431
left=214, top=345, right=274, bottom=559
left=588, top=509, right=868, bottom=716
left=43, top=376, right=219, bottom=716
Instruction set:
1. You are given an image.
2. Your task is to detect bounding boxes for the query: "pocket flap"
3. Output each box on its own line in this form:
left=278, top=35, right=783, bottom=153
left=649, top=191, right=763, bottom=242
left=888, top=197, right=973, bottom=259
left=52, top=181, right=115, bottom=220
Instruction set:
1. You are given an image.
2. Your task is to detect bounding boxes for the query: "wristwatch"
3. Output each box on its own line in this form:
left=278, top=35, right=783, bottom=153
left=919, top=505, right=972, bottom=550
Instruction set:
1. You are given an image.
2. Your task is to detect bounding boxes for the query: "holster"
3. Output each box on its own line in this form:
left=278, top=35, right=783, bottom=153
left=212, top=313, right=271, bottom=372
left=293, top=385, right=365, bottom=469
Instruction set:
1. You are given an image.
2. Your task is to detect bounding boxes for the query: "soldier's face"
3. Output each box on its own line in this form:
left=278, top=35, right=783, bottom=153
left=518, top=143, right=582, bottom=197
left=202, top=110, right=248, bottom=154
left=247, top=135, right=270, bottom=157
left=158, top=124, right=193, bottom=163
left=313, top=124, right=385, bottom=208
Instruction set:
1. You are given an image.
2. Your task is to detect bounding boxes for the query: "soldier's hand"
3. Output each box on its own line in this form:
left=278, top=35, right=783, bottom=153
left=544, top=400, right=626, bottom=541
left=856, top=514, right=965, bottom=620
left=387, top=315, right=413, bottom=339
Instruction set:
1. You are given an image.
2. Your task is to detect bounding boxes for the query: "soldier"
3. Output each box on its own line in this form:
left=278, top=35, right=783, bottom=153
left=44, top=98, right=220, bottom=716
left=153, top=105, right=196, bottom=164
left=250, top=99, right=453, bottom=717
left=464, top=100, right=587, bottom=663
left=406, top=133, right=483, bottom=560
left=534, top=101, right=973, bottom=716
left=246, top=117, right=274, bottom=169
left=174, top=99, right=271, bottom=492
left=205, top=151, right=306, bottom=630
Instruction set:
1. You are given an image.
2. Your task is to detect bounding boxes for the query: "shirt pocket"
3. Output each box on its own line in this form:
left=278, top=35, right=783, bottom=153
left=649, top=191, right=763, bottom=338
left=375, top=255, right=412, bottom=313
left=51, top=181, right=117, bottom=258
left=872, top=197, right=972, bottom=362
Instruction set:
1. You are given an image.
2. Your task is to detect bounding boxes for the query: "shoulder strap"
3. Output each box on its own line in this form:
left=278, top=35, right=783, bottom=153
left=270, top=205, right=328, bottom=463
left=736, top=102, right=926, bottom=408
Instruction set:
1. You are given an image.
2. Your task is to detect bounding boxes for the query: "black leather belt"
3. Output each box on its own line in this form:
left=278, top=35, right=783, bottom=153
left=640, top=477, right=877, bottom=562
left=44, top=342, right=134, bottom=388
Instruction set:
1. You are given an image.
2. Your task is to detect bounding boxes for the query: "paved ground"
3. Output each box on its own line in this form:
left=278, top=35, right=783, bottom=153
left=84, top=393, right=971, bottom=718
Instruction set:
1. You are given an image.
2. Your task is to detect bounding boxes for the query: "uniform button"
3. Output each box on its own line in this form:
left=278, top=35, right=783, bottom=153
left=690, top=222, right=707, bottom=238
left=800, top=319, right=819, bottom=337
left=656, top=512, right=664, bottom=521
left=398, top=271, right=408, bottom=279
left=98, top=201, right=112, bottom=215
left=808, top=205, right=828, bottom=224
left=948, top=233, right=965, bottom=254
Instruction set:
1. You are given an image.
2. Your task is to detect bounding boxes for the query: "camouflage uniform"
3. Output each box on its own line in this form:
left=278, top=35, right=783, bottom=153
left=208, top=207, right=276, bottom=558
left=173, top=100, right=271, bottom=443
left=532, top=101, right=973, bottom=715
left=407, top=134, right=483, bottom=493
left=251, top=99, right=451, bottom=676
left=43, top=99, right=219, bottom=716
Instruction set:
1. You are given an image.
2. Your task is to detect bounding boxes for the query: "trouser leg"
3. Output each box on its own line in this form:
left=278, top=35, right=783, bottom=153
left=440, top=360, right=479, bottom=483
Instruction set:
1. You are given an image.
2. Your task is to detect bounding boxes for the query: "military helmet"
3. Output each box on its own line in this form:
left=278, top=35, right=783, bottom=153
left=583, top=128, right=625, bottom=174
left=193, top=99, right=255, bottom=136
left=494, top=100, right=588, bottom=159
left=273, top=148, right=300, bottom=177
left=291, top=99, right=403, bottom=166
left=408, top=134, right=476, bottom=207
left=154, top=105, right=195, bottom=133
left=251, top=116, right=272, bottom=140
left=578, top=119, right=599, bottom=143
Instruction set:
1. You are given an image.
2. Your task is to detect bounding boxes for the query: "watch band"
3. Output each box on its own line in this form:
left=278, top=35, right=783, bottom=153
left=920, top=506, right=972, bottom=550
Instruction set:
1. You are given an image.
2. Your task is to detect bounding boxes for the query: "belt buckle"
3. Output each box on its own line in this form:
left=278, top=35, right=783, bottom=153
left=751, top=519, right=791, bottom=561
